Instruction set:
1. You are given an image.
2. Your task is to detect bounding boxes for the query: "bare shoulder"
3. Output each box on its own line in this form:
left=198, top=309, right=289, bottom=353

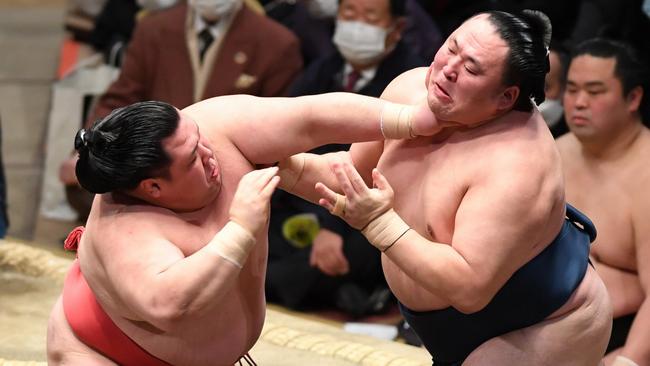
left=182, top=95, right=249, bottom=125
left=633, top=127, right=650, bottom=159
left=467, top=112, right=564, bottom=208
left=380, top=67, right=428, bottom=104
left=555, top=132, right=580, bottom=158
left=182, top=95, right=257, bottom=143
left=90, top=199, right=178, bottom=247
left=627, top=127, right=650, bottom=190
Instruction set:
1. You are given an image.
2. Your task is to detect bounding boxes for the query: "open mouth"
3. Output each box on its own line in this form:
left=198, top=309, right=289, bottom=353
left=434, top=82, right=452, bottom=101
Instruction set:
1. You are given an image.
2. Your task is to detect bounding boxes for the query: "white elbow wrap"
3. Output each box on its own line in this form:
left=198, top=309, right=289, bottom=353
left=381, top=102, right=415, bottom=139
left=278, top=154, right=306, bottom=191
left=361, top=209, right=411, bottom=252
left=613, top=356, right=639, bottom=366
left=212, top=221, right=256, bottom=268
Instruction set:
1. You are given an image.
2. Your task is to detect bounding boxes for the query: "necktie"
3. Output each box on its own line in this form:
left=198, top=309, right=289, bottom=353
left=344, top=70, right=361, bottom=92
left=198, top=27, right=214, bottom=62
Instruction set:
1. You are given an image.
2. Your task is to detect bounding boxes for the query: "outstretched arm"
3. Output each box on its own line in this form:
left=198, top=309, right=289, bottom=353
left=184, top=92, right=439, bottom=166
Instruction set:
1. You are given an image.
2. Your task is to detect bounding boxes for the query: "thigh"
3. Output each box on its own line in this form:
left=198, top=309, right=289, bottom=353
left=47, top=295, right=117, bottom=366
left=464, top=267, right=612, bottom=366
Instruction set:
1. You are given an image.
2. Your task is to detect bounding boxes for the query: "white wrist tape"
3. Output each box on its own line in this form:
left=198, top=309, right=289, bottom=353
left=331, top=194, right=346, bottom=216
left=381, top=102, right=416, bottom=139
left=278, top=154, right=306, bottom=191
left=211, top=221, right=256, bottom=268
left=361, top=209, right=411, bottom=252
left=613, top=356, right=639, bottom=366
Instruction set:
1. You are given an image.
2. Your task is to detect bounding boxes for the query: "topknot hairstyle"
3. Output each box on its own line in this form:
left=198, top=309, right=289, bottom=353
left=75, top=100, right=180, bottom=194
left=485, top=9, right=552, bottom=111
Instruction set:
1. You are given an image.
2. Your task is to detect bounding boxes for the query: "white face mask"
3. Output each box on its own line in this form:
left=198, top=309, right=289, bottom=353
left=643, top=0, right=650, bottom=17
left=333, top=20, right=388, bottom=65
left=189, top=0, right=240, bottom=21
left=137, top=0, right=178, bottom=11
left=538, top=98, right=564, bottom=127
left=73, top=0, right=108, bottom=17
left=305, top=0, right=338, bottom=19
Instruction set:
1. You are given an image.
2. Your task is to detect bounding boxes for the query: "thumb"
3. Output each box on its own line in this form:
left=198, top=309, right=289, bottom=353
left=372, top=168, right=392, bottom=192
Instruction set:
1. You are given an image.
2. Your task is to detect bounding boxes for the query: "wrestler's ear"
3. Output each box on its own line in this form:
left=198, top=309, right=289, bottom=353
left=138, top=178, right=162, bottom=199
left=497, top=85, right=519, bottom=112
left=626, top=86, right=643, bottom=113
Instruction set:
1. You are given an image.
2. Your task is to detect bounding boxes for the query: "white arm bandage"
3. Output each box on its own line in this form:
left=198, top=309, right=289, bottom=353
left=362, top=209, right=411, bottom=252
left=210, top=221, right=256, bottom=268
left=278, top=154, right=306, bottom=192
left=381, top=102, right=416, bottom=139
left=613, top=356, right=639, bottom=366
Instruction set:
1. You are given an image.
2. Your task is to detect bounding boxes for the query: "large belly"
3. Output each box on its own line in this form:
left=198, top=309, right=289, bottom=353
left=378, top=141, right=462, bottom=311
left=383, top=255, right=451, bottom=311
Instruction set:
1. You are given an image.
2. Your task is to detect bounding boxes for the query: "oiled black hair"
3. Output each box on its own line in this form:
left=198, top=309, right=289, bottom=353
left=485, top=10, right=552, bottom=112
left=75, top=101, right=179, bottom=194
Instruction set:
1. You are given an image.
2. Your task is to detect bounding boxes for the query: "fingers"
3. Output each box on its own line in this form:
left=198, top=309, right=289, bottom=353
left=241, top=166, right=279, bottom=192
left=342, top=158, right=368, bottom=194
left=253, top=166, right=279, bottom=186
left=371, top=168, right=393, bottom=195
left=260, top=176, right=280, bottom=197
left=315, top=182, right=339, bottom=212
left=330, top=161, right=355, bottom=197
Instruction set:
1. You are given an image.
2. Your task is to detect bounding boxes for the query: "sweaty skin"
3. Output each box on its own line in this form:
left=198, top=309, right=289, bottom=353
left=46, top=93, right=439, bottom=366
left=374, top=68, right=611, bottom=366
left=285, top=15, right=613, bottom=365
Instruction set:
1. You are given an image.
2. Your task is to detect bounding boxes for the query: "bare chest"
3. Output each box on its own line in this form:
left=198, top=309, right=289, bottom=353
left=563, top=164, right=637, bottom=270
left=378, top=139, right=469, bottom=244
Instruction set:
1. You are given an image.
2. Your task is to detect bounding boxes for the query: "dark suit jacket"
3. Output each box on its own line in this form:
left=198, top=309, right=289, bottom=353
left=280, top=40, right=426, bottom=237
left=288, top=41, right=425, bottom=98
left=87, top=1, right=302, bottom=125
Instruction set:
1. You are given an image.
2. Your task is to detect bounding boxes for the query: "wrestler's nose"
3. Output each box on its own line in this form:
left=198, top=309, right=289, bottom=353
left=574, top=91, right=589, bottom=109
left=442, top=61, right=457, bottom=82
left=199, top=143, right=213, bottom=163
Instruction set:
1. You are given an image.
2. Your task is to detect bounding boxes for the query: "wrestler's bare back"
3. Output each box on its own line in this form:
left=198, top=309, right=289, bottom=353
left=48, top=120, right=267, bottom=365
left=371, top=68, right=612, bottom=364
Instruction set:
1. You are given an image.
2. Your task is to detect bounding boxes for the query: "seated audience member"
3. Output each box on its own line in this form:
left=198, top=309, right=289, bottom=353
left=539, top=40, right=570, bottom=137
left=266, top=0, right=426, bottom=317
left=89, top=0, right=179, bottom=67
left=557, top=38, right=650, bottom=366
left=262, top=0, right=440, bottom=68
left=59, top=0, right=303, bottom=223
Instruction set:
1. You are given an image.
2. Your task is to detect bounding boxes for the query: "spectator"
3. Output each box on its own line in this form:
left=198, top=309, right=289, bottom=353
left=262, top=0, right=441, bottom=68
left=557, top=38, right=650, bottom=366
left=539, top=41, right=570, bottom=137
left=59, top=0, right=303, bottom=222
